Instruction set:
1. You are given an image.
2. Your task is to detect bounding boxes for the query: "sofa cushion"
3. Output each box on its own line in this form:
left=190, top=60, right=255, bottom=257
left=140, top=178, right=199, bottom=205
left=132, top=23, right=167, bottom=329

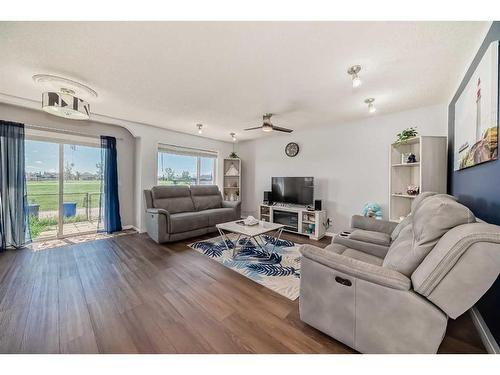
left=349, top=229, right=391, bottom=246
left=390, top=214, right=411, bottom=241
left=390, top=192, right=438, bottom=241
left=190, top=185, right=223, bottom=211
left=201, top=207, right=236, bottom=226
left=169, top=211, right=209, bottom=233
left=151, top=185, right=195, bottom=214
left=410, top=191, right=438, bottom=212
left=383, top=195, right=476, bottom=277
left=324, top=244, right=384, bottom=266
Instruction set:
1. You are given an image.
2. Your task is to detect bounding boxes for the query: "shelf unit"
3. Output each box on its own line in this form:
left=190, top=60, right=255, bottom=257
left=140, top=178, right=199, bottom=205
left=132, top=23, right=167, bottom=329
left=389, top=136, right=447, bottom=221
left=223, top=158, right=241, bottom=202
left=259, top=204, right=327, bottom=240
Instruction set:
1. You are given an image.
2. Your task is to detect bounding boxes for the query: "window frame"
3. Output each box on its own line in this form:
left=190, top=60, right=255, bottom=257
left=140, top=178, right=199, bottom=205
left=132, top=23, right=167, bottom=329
left=157, top=144, right=217, bottom=186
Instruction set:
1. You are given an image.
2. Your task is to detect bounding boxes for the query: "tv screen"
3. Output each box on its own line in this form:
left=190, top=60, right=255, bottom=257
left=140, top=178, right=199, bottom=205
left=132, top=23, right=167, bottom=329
left=271, top=177, right=314, bottom=205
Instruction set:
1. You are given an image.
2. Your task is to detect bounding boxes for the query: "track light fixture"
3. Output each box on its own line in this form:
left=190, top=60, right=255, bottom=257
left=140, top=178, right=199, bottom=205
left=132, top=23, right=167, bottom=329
left=347, top=65, right=362, bottom=88
left=197, top=124, right=203, bottom=134
left=230, top=132, right=237, bottom=142
left=364, top=98, right=376, bottom=114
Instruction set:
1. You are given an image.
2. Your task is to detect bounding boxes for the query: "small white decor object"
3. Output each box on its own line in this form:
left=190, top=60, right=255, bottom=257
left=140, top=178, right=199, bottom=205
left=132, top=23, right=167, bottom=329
left=225, top=164, right=239, bottom=176
left=243, top=216, right=259, bottom=226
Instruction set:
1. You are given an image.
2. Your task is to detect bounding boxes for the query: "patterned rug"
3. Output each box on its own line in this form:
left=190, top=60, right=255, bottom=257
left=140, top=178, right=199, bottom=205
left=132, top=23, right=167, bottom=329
left=189, top=234, right=302, bottom=300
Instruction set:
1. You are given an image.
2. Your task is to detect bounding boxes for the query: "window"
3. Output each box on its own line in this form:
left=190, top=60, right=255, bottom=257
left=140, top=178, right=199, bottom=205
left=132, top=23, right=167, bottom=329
left=25, top=131, right=103, bottom=240
left=158, top=144, right=217, bottom=185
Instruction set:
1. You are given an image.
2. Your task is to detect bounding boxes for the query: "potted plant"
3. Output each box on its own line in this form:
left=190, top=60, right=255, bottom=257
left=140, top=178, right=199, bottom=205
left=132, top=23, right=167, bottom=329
left=395, top=127, right=418, bottom=144
left=229, top=151, right=239, bottom=159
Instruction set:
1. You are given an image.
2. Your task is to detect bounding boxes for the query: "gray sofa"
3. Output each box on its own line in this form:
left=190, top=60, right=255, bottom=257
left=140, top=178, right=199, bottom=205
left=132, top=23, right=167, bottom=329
left=144, top=185, right=241, bottom=243
left=299, top=194, right=500, bottom=353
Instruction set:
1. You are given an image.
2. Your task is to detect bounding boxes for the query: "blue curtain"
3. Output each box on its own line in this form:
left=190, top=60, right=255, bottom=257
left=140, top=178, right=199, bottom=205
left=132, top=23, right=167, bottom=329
left=99, top=136, right=122, bottom=233
left=0, top=121, right=31, bottom=250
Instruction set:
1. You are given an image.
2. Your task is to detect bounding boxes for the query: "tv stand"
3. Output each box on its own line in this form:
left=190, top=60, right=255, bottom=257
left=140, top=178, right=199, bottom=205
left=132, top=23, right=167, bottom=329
left=259, top=204, right=327, bottom=241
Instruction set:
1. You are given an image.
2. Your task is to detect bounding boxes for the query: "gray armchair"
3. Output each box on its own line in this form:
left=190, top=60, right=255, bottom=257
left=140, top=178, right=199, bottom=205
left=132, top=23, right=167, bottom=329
left=144, top=185, right=241, bottom=243
left=333, top=192, right=441, bottom=258
left=299, top=195, right=500, bottom=353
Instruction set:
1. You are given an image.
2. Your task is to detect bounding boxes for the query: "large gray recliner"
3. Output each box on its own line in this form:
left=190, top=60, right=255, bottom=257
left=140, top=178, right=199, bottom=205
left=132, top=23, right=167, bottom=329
left=299, top=194, right=500, bottom=353
left=333, top=192, right=441, bottom=258
left=144, top=185, right=241, bottom=243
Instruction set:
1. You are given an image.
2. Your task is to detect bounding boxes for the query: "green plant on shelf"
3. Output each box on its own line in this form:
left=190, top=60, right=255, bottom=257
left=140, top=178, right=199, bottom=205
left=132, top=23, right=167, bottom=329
left=229, top=152, right=239, bottom=158
left=395, top=127, right=418, bottom=144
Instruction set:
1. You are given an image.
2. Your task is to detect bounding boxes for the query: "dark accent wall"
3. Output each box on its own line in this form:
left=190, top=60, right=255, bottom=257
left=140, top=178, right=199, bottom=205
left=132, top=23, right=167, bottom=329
left=447, top=21, right=500, bottom=346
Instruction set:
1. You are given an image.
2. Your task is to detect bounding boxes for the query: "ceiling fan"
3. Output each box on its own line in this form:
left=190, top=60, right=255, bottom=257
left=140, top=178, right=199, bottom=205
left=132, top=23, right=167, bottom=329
left=244, top=113, right=293, bottom=133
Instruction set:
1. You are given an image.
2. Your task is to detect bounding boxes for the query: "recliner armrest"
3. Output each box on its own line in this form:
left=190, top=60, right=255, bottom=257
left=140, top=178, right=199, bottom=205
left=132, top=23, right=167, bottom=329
left=300, top=244, right=411, bottom=290
left=351, top=215, right=398, bottom=235
left=147, top=208, right=170, bottom=217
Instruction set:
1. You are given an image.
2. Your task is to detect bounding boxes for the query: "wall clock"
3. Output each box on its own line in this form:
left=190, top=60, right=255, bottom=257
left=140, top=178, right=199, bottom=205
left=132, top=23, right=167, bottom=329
left=285, top=142, right=300, bottom=157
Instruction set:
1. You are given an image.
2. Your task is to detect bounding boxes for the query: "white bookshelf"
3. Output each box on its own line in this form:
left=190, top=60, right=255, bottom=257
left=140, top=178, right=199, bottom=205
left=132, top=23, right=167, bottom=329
left=223, top=158, right=241, bottom=202
left=389, top=136, right=447, bottom=221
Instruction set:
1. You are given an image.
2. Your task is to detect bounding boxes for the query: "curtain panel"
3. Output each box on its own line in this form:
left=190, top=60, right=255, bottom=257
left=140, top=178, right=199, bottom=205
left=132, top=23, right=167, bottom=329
left=99, top=136, right=122, bottom=234
left=0, top=121, right=31, bottom=250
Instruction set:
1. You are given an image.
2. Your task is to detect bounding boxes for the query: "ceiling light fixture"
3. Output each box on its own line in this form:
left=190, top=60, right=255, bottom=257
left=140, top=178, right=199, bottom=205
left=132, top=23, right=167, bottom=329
left=197, top=124, right=203, bottom=134
left=347, top=65, right=362, bottom=88
left=33, top=74, right=97, bottom=120
left=262, top=114, right=274, bottom=132
left=42, top=89, right=90, bottom=120
left=230, top=132, right=237, bottom=142
left=364, top=98, right=376, bottom=114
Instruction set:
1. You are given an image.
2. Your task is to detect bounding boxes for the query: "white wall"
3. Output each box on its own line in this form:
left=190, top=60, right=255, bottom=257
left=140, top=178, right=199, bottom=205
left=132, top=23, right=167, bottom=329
left=0, top=102, right=137, bottom=228
left=238, top=104, right=448, bottom=232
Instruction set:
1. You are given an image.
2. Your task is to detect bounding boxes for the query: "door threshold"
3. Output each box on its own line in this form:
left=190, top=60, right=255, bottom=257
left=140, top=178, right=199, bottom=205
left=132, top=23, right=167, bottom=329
left=30, top=228, right=137, bottom=251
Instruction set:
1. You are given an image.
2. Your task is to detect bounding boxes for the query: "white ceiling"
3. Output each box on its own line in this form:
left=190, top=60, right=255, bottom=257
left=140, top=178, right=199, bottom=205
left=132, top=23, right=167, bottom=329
left=0, top=21, right=490, bottom=142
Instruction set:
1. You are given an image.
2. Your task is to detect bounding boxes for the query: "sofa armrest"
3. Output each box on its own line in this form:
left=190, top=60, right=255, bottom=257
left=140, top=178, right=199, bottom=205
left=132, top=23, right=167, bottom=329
left=350, top=215, right=398, bottom=235
left=222, top=200, right=242, bottom=218
left=146, top=208, right=170, bottom=217
left=222, top=200, right=241, bottom=209
left=300, top=244, right=411, bottom=290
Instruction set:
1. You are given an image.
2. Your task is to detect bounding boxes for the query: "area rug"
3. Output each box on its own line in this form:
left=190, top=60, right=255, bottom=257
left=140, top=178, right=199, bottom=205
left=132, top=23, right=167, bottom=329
left=189, top=234, right=302, bottom=300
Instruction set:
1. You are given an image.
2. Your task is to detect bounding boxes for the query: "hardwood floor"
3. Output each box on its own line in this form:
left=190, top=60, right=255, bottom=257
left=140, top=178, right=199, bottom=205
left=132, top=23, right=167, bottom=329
left=0, top=232, right=486, bottom=354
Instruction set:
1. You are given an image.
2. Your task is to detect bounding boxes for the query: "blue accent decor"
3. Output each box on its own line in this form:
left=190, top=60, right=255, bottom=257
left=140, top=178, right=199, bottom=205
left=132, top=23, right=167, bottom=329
left=27, top=204, right=40, bottom=218
left=0, top=121, right=31, bottom=250
left=100, top=136, right=122, bottom=233
left=63, top=202, right=77, bottom=217
left=448, top=22, right=500, bottom=346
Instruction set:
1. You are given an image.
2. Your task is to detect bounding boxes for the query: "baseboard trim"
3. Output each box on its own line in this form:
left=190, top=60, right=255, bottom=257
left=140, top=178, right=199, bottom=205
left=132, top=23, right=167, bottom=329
left=122, top=225, right=140, bottom=232
left=470, top=306, right=499, bottom=354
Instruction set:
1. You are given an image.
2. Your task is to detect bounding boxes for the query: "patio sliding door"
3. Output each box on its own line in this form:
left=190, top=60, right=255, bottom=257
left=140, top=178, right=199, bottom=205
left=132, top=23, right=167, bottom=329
left=25, top=134, right=102, bottom=240
left=62, top=143, right=103, bottom=236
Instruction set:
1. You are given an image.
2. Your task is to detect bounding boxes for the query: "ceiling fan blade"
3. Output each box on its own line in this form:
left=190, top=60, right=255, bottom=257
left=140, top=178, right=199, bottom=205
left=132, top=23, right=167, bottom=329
left=272, top=125, right=294, bottom=133
left=244, top=126, right=263, bottom=131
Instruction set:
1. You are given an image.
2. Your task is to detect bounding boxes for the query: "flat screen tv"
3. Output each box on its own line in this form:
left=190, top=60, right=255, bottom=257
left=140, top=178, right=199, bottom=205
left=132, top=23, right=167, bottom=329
left=271, top=177, right=314, bottom=205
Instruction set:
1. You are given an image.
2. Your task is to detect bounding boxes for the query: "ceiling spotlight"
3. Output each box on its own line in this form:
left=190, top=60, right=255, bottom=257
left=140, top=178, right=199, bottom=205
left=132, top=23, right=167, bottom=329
left=364, top=98, right=376, bottom=114
left=347, top=65, right=362, bottom=88
left=230, top=132, right=237, bottom=142
left=197, top=124, right=203, bottom=134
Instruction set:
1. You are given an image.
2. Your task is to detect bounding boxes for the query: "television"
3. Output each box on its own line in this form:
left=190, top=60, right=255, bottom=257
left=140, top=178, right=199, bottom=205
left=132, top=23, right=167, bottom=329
left=271, top=177, right=314, bottom=205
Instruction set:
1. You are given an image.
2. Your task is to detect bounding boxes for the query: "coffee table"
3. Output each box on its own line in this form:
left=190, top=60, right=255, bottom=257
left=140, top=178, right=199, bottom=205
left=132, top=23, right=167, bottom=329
left=216, top=220, right=285, bottom=259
